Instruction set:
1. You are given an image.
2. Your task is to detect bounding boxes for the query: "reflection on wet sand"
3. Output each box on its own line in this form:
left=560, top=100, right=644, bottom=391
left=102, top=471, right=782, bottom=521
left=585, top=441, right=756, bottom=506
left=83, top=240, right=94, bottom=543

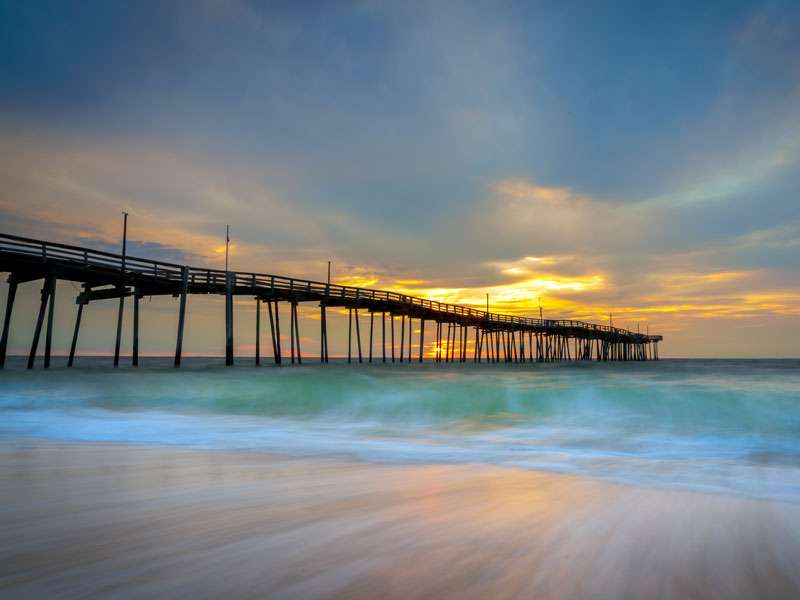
left=2, top=441, right=800, bottom=599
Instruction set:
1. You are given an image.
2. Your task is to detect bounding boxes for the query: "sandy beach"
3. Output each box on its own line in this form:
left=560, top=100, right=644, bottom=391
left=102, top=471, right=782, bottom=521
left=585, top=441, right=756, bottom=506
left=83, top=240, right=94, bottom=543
left=1, top=440, right=799, bottom=599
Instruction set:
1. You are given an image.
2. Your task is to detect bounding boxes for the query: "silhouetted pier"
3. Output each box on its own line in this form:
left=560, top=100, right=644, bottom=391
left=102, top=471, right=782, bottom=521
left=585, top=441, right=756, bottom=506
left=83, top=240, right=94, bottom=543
left=0, top=233, right=661, bottom=369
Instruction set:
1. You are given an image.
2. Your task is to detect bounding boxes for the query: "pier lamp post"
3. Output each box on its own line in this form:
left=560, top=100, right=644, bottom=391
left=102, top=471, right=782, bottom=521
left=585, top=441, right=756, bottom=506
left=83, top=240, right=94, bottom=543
left=327, top=261, right=331, bottom=285
left=225, top=225, right=230, bottom=272
left=121, top=212, right=128, bottom=270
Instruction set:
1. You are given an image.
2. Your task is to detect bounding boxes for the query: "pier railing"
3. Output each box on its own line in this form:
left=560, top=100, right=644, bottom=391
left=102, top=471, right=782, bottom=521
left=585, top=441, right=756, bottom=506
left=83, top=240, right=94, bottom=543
left=0, top=233, right=655, bottom=340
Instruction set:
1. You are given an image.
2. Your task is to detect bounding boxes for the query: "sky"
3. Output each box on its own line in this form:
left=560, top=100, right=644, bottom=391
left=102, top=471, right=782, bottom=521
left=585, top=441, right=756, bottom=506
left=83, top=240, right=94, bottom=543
left=1, top=0, right=798, bottom=358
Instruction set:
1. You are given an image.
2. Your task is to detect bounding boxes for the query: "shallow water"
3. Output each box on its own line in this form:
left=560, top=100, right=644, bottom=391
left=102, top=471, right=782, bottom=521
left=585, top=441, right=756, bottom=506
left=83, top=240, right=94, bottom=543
left=2, top=358, right=799, bottom=501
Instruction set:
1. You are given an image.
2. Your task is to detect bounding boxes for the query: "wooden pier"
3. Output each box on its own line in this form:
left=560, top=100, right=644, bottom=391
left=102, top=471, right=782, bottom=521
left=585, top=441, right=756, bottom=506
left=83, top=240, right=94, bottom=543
left=0, top=233, right=662, bottom=369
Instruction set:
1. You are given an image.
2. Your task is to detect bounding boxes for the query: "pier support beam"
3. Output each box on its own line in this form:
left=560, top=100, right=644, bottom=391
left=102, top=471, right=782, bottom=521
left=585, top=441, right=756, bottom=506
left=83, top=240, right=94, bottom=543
left=290, top=301, right=296, bottom=364
left=225, top=272, right=234, bottom=366
left=381, top=312, right=386, bottom=363
left=0, top=275, right=17, bottom=369
left=354, top=308, right=362, bottom=363
left=255, top=298, right=261, bottom=366
left=368, top=311, right=374, bottom=363
left=399, top=315, right=405, bottom=363
left=408, top=317, right=413, bottom=362
left=418, top=319, right=425, bottom=363
left=43, top=279, right=56, bottom=369
left=291, top=301, right=302, bottom=364
left=68, top=293, right=85, bottom=368
left=267, top=301, right=281, bottom=365
left=113, top=286, right=124, bottom=368
left=390, top=314, right=395, bottom=363
left=320, top=303, right=328, bottom=363
left=27, top=276, right=54, bottom=370
left=174, top=267, right=188, bottom=367
left=132, top=291, right=140, bottom=367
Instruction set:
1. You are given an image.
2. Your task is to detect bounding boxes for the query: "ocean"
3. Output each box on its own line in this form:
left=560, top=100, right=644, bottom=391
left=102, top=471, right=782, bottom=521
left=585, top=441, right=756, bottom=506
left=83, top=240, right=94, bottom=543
left=2, top=358, right=799, bottom=502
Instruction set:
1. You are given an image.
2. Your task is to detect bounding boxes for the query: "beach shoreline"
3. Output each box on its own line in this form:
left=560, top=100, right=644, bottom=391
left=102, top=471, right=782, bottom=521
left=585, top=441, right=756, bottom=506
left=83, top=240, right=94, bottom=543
left=2, top=439, right=800, bottom=599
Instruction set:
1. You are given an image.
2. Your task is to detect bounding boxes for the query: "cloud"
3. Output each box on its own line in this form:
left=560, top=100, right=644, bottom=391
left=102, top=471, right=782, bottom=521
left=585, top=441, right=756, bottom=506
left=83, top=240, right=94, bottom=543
left=0, top=127, right=418, bottom=278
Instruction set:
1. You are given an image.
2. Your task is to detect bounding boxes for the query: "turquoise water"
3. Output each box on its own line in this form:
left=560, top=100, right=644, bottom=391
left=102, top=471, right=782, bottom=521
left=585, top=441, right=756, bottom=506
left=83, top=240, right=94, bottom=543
left=1, top=358, right=799, bottom=501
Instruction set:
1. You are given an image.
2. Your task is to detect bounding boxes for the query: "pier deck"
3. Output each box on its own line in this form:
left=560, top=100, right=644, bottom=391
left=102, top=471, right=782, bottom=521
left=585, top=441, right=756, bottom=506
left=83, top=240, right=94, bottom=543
left=0, top=233, right=661, bottom=368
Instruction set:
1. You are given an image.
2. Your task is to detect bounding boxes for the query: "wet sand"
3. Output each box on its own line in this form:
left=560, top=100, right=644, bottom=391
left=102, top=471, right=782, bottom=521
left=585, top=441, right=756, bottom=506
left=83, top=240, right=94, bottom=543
left=1, top=441, right=799, bottom=599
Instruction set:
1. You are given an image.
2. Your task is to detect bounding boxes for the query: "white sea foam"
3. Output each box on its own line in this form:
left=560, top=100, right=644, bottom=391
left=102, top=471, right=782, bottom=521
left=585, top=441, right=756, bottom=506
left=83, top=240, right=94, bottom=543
left=2, top=358, right=799, bottom=500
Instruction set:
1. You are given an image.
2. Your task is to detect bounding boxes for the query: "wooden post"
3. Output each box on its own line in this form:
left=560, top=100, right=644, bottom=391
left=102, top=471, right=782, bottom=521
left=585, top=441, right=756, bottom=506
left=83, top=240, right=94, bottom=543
left=348, top=308, right=352, bottom=364
left=390, top=313, right=395, bottom=363
left=43, top=279, right=56, bottom=369
left=274, top=302, right=283, bottom=364
left=438, top=321, right=443, bottom=363
left=408, top=317, right=413, bottom=362
left=418, top=319, right=425, bottom=363
left=381, top=312, right=386, bottom=363
left=267, top=301, right=280, bottom=365
left=368, top=311, right=374, bottom=363
left=399, top=314, right=405, bottom=363
left=0, top=275, right=17, bottom=369
left=268, top=302, right=276, bottom=362
left=320, top=303, right=327, bottom=363
left=225, top=271, right=234, bottom=366
left=113, top=288, right=124, bottom=368
left=174, top=266, right=188, bottom=367
left=354, top=307, right=362, bottom=363
left=290, top=301, right=296, bottom=364
left=449, top=322, right=455, bottom=362
left=68, top=300, right=84, bottom=368
left=293, top=302, right=302, bottom=364
left=132, top=291, right=140, bottom=367
left=255, top=298, right=261, bottom=366
left=27, top=276, right=54, bottom=370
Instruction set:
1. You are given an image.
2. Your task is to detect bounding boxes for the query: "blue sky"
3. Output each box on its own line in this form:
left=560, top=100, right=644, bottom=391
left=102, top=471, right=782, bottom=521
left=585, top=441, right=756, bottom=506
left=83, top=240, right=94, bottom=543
left=1, top=0, right=798, bottom=357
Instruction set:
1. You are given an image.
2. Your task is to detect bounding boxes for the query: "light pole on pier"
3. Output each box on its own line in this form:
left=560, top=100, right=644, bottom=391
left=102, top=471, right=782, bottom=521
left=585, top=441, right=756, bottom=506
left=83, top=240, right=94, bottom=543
left=225, top=225, right=230, bottom=272
left=327, top=261, right=331, bottom=285
left=121, top=212, right=128, bottom=270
